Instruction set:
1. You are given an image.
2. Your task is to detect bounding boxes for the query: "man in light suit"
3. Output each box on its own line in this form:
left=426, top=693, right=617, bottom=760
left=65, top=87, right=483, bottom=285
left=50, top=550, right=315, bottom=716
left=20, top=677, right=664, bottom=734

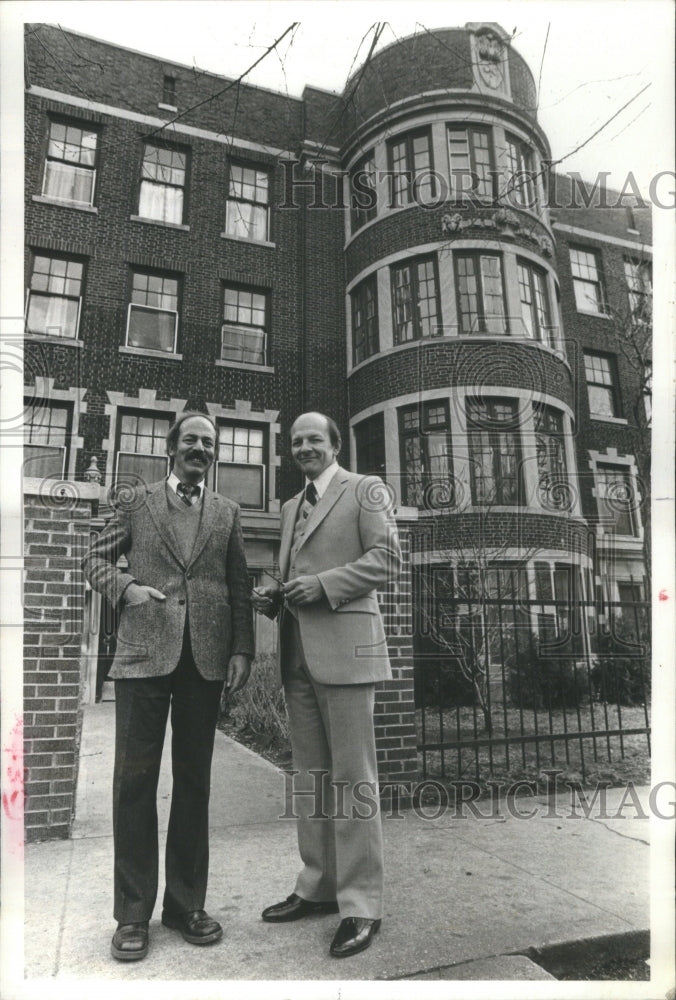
left=253, top=412, right=401, bottom=958
left=83, top=411, right=254, bottom=961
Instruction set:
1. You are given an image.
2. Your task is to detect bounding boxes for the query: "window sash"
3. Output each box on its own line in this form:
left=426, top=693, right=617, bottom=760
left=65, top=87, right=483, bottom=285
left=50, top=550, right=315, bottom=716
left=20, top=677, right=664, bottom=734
left=24, top=444, right=67, bottom=479
left=388, top=130, right=434, bottom=206
left=350, top=153, right=378, bottom=229
left=448, top=126, right=494, bottom=200
left=596, top=466, right=637, bottom=536
left=352, top=278, right=379, bottom=363
left=215, top=462, right=265, bottom=509
left=392, top=257, right=440, bottom=344
left=221, top=325, right=266, bottom=365
left=26, top=291, right=81, bottom=338
left=116, top=452, right=169, bottom=486
left=138, top=180, right=184, bottom=224
left=399, top=403, right=451, bottom=506
left=126, top=303, right=178, bottom=353
left=456, top=254, right=507, bottom=334
left=225, top=200, right=269, bottom=241
left=585, top=353, right=618, bottom=417
left=43, top=160, right=96, bottom=205
left=517, top=261, right=553, bottom=344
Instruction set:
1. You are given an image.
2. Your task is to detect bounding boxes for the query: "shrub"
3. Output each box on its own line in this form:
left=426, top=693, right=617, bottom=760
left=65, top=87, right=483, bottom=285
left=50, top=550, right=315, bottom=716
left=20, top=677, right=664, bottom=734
left=591, top=617, right=651, bottom=706
left=220, top=653, right=289, bottom=746
left=414, top=655, right=475, bottom=708
left=508, top=633, right=589, bottom=710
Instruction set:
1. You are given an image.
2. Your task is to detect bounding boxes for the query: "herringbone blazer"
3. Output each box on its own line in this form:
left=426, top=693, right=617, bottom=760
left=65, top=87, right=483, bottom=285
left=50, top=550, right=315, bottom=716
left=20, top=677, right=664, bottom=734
left=83, top=481, right=254, bottom=680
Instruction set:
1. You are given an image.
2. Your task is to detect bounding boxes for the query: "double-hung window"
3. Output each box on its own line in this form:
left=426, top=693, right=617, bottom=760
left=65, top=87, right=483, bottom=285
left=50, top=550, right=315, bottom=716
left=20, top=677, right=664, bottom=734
left=447, top=125, right=495, bottom=201
left=215, top=423, right=266, bottom=509
left=570, top=247, right=606, bottom=313
left=43, top=120, right=97, bottom=206
left=391, top=255, right=441, bottom=344
left=350, top=151, right=378, bottom=231
left=517, top=259, right=554, bottom=345
left=351, top=275, right=379, bottom=364
left=116, top=410, right=171, bottom=484
left=504, top=133, right=537, bottom=208
left=534, top=405, right=568, bottom=508
left=24, top=401, right=71, bottom=479
left=225, top=163, right=270, bottom=241
left=584, top=351, right=620, bottom=418
left=398, top=401, right=452, bottom=508
left=221, top=285, right=268, bottom=366
left=595, top=464, right=639, bottom=536
left=354, top=412, right=386, bottom=478
left=387, top=128, right=434, bottom=207
left=624, top=259, right=652, bottom=322
left=455, top=253, right=507, bottom=335
left=126, top=271, right=179, bottom=353
left=467, top=398, right=522, bottom=505
left=138, top=144, right=187, bottom=224
left=26, top=254, right=84, bottom=339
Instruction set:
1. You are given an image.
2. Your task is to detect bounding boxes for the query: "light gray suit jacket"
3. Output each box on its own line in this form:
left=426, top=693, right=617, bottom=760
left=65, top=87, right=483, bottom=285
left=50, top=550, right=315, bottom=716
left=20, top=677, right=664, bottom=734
left=279, top=468, right=401, bottom=685
left=83, top=481, right=254, bottom=680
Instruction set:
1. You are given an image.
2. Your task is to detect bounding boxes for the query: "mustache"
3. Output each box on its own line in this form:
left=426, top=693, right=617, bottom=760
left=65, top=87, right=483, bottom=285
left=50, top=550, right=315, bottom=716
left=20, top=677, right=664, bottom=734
left=186, top=450, right=208, bottom=461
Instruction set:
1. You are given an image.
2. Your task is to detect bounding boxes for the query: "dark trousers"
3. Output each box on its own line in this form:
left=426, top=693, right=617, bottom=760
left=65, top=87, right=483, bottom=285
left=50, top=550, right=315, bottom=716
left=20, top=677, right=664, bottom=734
left=112, top=633, right=224, bottom=923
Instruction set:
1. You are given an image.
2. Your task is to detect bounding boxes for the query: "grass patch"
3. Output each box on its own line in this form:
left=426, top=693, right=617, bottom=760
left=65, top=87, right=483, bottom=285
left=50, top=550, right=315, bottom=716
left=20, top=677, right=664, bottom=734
left=218, top=654, right=292, bottom=768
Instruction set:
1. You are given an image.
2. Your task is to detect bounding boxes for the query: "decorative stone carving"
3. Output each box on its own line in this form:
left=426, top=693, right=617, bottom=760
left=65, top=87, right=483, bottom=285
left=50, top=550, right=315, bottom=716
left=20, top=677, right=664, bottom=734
left=83, top=454, right=102, bottom=483
left=476, top=31, right=505, bottom=89
left=441, top=208, right=553, bottom=256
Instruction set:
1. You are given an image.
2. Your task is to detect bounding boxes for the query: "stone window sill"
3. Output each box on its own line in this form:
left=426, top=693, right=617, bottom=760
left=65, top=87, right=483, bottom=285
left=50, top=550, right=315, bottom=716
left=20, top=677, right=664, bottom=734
left=130, top=215, right=190, bottom=231
left=32, top=195, right=97, bottom=214
left=215, top=359, right=274, bottom=373
left=219, top=232, right=276, bottom=249
left=119, top=346, right=183, bottom=360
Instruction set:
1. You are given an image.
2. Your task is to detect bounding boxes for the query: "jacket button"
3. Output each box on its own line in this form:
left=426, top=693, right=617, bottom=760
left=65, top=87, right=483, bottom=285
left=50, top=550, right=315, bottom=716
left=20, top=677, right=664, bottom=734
left=179, top=599, right=186, bottom=606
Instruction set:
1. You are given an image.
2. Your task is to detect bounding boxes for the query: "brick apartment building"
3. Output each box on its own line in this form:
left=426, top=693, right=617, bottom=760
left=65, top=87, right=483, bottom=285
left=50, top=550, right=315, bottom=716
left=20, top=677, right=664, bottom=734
left=23, top=22, right=651, bottom=838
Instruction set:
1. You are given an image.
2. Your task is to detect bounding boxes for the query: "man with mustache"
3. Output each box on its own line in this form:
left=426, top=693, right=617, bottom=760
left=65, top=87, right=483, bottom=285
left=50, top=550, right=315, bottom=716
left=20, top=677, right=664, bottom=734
left=83, top=411, right=254, bottom=961
left=253, top=412, right=401, bottom=958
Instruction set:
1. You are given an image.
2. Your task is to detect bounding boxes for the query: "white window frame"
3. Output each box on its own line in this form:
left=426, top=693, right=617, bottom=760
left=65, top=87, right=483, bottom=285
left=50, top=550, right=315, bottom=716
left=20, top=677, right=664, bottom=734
left=25, top=254, right=84, bottom=340
left=42, top=120, right=98, bottom=207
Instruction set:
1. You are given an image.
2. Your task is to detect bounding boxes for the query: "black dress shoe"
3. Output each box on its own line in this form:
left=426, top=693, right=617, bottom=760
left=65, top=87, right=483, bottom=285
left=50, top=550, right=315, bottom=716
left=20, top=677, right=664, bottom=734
left=161, top=909, right=223, bottom=945
left=330, top=917, right=381, bottom=958
left=261, top=892, right=339, bottom=923
left=111, top=921, right=149, bottom=961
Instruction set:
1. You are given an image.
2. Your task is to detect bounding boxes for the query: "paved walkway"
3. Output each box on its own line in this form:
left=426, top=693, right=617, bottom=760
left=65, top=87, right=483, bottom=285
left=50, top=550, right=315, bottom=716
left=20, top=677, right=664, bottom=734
left=20, top=701, right=654, bottom=991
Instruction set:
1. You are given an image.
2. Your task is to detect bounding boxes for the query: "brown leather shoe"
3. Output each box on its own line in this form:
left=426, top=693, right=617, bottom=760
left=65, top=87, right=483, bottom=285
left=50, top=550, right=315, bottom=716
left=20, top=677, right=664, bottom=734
left=161, top=909, right=223, bottom=945
left=330, top=917, right=381, bottom=958
left=111, top=921, right=149, bottom=961
left=261, top=892, right=339, bottom=922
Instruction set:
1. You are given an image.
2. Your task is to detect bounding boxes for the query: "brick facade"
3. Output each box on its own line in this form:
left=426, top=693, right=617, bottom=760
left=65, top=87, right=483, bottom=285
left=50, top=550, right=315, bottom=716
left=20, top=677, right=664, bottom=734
left=22, top=23, right=651, bottom=836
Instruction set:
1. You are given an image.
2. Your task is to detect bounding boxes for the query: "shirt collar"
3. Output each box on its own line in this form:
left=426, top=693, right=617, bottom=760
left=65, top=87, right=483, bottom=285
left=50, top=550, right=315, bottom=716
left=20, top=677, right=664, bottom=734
left=168, top=471, right=206, bottom=498
left=305, top=461, right=339, bottom=499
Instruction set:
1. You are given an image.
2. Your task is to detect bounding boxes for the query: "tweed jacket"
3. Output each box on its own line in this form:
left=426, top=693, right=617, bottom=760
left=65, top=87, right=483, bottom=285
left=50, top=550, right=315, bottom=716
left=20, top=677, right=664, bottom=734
left=83, top=481, right=254, bottom=680
left=278, top=468, right=401, bottom=685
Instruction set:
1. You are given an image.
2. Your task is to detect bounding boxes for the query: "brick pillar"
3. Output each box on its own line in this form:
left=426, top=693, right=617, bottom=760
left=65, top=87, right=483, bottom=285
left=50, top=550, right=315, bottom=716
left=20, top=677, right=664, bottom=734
left=375, top=522, right=418, bottom=796
left=23, top=480, right=98, bottom=842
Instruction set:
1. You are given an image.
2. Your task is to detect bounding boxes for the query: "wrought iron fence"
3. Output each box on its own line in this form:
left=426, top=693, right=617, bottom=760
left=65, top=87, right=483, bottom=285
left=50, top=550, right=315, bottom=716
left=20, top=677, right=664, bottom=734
left=414, top=594, right=651, bottom=782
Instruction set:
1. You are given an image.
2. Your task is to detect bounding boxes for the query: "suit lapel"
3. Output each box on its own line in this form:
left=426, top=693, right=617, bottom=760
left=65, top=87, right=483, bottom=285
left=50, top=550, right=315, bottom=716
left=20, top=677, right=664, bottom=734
left=279, top=491, right=304, bottom=580
left=295, top=469, right=347, bottom=552
left=187, top=490, right=219, bottom=570
left=145, top=484, right=186, bottom=567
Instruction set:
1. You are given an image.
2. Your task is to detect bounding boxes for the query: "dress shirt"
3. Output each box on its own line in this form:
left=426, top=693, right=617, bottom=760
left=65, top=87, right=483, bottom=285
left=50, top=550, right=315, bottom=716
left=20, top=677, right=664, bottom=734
left=305, top=461, right=339, bottom=500
left=167, top=471, right=205, bottom=505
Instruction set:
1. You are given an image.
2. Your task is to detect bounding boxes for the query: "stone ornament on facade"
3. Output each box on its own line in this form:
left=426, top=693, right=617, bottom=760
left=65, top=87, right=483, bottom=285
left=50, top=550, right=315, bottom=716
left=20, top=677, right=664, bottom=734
left=441, top=208, right=554, bottom=256
left=475, top=30, right=505, bottom=89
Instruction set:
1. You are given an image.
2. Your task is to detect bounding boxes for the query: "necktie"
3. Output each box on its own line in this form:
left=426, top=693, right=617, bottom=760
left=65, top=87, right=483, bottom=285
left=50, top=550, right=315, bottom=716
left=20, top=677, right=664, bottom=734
left=177, top=482, right=200, bottom=506
left=305, top=482, right=318, bottom=506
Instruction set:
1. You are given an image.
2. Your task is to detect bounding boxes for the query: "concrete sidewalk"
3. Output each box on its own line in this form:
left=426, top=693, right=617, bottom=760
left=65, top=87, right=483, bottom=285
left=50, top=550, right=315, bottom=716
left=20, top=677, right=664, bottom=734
left=23, top=702, right=651, bottom=985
